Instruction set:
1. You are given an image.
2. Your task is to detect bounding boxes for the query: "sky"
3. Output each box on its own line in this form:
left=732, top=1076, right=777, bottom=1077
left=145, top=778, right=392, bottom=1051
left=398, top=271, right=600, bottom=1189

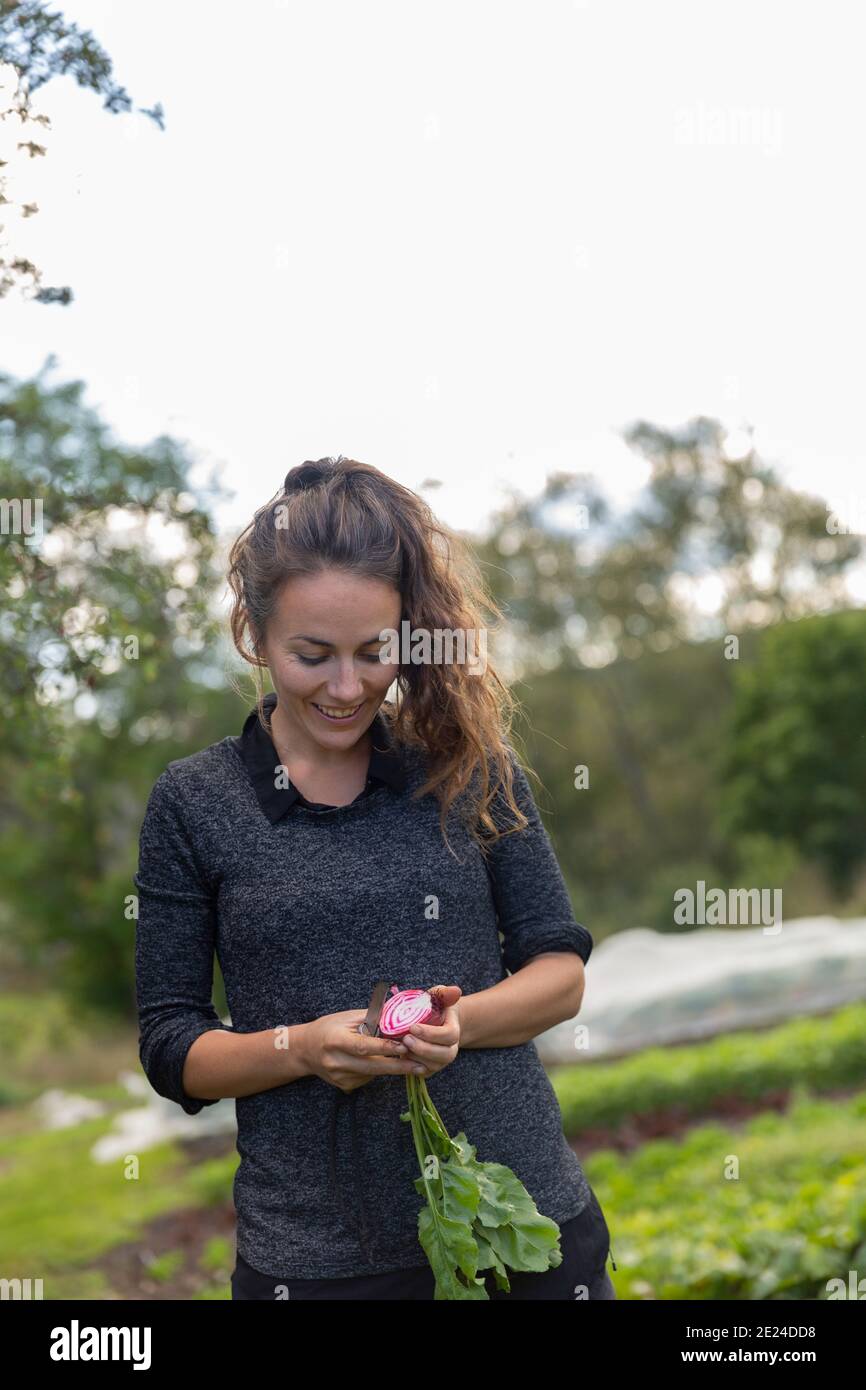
left=1, top=0, right=864, bottom=548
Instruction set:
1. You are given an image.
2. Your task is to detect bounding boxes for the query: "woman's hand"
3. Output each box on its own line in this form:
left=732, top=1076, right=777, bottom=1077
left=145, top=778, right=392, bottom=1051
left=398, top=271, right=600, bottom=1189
left=301, top=1008, right=422, bottom=1094
left=398, top=984, right=462, bottom=1078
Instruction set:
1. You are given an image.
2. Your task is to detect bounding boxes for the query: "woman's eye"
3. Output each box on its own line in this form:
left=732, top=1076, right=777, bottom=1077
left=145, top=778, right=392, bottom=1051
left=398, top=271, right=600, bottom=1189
left=294, top=653, right=383, bottom=665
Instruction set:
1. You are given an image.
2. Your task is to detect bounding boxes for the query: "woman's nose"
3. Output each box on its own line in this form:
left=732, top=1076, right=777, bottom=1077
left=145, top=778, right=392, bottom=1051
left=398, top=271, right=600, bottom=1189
left=325, top=663, right=366, bottom=701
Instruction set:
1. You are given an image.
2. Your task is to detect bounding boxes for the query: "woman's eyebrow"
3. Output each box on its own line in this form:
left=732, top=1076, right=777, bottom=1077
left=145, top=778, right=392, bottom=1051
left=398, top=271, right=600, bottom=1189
left=287, top=633, right=386, bottom=646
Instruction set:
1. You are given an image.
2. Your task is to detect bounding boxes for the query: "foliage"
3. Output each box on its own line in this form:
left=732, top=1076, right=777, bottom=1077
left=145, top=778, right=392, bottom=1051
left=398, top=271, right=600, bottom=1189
left=588, top=1087, right=866, bottom=1299
left=553, top=1000, right=866, bottom=1133
left=513, top=634, right=746, bottom=935
left=718, top=610, right=866, bottom=896
left=474, top=416, right=861, bottom=674
left=0, top=361, right=238, bottom=1010
left=0, top=0, right=163, bottom=303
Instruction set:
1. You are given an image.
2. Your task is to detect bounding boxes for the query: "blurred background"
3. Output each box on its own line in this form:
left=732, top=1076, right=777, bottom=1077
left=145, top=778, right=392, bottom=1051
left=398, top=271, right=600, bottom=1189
left=2, top=0, right=865, bottom=1300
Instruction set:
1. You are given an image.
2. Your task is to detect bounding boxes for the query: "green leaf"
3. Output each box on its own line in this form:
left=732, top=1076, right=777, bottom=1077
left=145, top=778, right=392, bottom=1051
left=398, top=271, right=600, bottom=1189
left=404, top=1095, right=563, bottom=1296
left=440, top=1161, right=482, bottom=1225
left=419, top=1101, right=453, bottom=1152
left=417, top=1205, right=488, bottom=1300
left=473, top=1227, right=511, bottom=1294
left=449, top=1132, right=478, bottom=1165
left=485, top=1219, right=560, bottom=1275
left=473, top=1163, right=563, bottom=1271
left=474, top=1161, right=541, bottom=1226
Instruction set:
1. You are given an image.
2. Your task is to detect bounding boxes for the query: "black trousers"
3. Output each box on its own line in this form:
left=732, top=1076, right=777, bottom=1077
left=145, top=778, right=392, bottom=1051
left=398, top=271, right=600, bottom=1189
left=231, top=1186, right=616, bottom=1300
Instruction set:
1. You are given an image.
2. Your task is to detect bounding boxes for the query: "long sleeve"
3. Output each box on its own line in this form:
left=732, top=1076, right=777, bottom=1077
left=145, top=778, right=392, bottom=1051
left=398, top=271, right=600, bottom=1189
left=483, top=748, right=593, bottom=975
left=134, top=767, right=233, bottom=1115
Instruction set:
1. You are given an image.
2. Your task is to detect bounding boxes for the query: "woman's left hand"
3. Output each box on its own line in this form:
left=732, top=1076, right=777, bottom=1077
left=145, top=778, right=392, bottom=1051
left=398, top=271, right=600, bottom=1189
left=400, top=984, right=462, bottom=1077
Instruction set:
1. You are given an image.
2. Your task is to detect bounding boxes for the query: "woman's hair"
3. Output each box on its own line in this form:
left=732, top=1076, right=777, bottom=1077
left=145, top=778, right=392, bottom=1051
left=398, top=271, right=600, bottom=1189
left=226, top=455, right=533, bottom=855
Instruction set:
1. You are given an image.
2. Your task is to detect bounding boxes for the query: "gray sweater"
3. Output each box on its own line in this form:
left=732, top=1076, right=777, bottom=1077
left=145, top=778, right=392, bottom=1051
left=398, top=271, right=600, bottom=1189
left=134, top=696, right=594, bottom=1278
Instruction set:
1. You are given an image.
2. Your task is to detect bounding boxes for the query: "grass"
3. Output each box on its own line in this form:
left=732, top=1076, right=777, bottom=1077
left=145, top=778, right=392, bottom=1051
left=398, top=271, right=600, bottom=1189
left=0, top=1109, right=235, bottom=1282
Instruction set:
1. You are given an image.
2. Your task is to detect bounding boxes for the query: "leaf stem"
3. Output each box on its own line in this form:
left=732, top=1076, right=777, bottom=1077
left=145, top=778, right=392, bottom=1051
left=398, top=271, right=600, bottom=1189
left=417, top=1077, right=452, bottom=1140
left=406, top=1075, right=441, bottom=1209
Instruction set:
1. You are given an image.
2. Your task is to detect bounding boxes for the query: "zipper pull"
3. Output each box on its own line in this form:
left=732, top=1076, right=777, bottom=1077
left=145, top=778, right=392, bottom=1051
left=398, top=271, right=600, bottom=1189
left=608, top=1246, right=617, bottom=1271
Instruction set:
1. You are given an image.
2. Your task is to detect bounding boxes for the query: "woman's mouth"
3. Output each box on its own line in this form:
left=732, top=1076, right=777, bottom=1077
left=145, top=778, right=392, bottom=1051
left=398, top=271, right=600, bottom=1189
left=311, top=701, right=364, bottom=723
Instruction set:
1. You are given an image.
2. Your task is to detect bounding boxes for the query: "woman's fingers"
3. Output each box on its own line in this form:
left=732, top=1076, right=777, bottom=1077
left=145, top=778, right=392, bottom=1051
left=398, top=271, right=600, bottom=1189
left=332, top=1045, right=422, bottom=1076
left=400, top=1032, right=459, bottom=1068
left=401, top=986, right=461, bottom=1072
left=404, top=1020, right=459, bottom=1044
left=329, top=990, right=462, bottom=1079
left=428, top=984, right=462, bottom=1017
left=401, top=1042, right=458, bottom=1068
left=402, top=1017, right=460, bottom=1051
left=344, top=1056, right=425, bottom=1078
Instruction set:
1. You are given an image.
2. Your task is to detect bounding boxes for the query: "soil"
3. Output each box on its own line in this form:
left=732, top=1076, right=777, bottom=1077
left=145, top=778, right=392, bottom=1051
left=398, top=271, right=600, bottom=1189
left=90, top=1197, right=237, bottom=1300
left=84, top=1133, right=239, bottom=1301
left=566, top=1082, right=862, bottom=1158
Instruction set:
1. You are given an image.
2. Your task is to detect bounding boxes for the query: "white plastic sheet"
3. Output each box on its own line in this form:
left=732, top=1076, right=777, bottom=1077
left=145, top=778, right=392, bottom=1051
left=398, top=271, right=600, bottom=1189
left=536, top=916, right=866, bottom=1063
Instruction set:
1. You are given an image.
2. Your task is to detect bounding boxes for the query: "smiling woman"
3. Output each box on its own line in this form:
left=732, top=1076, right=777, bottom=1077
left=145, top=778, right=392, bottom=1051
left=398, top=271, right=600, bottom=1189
left=255, top=567, right=403, bottom=804
left=225, top=454, right=532, bottom=851
left=134, top=455, right=613, bottom=1301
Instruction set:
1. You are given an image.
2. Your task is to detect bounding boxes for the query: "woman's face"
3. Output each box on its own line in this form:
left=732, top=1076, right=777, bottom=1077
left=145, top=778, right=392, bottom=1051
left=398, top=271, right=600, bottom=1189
left=259, top=568, right=402, bottom=756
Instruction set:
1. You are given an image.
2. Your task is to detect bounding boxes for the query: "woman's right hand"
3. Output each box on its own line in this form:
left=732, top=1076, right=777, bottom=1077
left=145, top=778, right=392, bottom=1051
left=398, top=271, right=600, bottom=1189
left=300, top=1009, right=428, bottom=1093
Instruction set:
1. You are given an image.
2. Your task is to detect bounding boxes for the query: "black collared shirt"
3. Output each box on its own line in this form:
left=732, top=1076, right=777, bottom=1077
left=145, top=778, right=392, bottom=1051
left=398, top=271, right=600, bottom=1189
left=233, top=691, right=407, bottom=821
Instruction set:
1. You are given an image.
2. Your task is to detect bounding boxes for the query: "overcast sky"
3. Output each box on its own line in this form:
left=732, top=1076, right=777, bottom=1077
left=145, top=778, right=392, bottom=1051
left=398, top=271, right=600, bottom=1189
left=2, top=0, right=863, bottom=546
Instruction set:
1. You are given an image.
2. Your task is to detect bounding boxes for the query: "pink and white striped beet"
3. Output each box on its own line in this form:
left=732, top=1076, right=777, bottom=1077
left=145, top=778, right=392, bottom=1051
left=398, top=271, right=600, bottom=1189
left=378, top=988, right=445, bottom=1037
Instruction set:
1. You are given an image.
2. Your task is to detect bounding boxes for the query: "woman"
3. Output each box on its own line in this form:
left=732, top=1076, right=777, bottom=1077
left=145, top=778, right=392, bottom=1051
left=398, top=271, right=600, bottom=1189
left=134, top=455, right=616, bottom=1301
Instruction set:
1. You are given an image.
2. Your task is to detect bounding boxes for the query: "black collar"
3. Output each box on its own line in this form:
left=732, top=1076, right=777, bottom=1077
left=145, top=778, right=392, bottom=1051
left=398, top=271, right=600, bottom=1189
left=235, top=691, right=407, bottom=824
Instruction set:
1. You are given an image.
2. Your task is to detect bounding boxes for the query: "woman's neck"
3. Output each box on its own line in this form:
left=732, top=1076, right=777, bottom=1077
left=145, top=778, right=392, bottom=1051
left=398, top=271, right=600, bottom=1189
left=267, top=698, right=373, bottom=797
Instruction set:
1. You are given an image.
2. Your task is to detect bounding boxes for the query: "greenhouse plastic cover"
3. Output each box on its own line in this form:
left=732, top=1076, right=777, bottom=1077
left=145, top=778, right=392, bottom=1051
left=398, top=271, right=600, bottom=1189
left=535, top=916, right=866, bottom=1064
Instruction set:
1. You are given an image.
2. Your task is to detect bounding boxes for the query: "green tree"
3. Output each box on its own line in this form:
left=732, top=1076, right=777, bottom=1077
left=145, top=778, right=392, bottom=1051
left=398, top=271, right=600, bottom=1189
left=718, top=610, right=866, bottom=897
left=475, top=415, right=862, bottom=674
left=0, top=357, right=234, bottom=1010
left=472, top=416, right=862, bottom=895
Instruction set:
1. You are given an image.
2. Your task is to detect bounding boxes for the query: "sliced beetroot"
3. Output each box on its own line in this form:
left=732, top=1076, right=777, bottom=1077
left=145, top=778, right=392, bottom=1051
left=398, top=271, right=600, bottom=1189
left=379, top=987, right=444, bottom=1037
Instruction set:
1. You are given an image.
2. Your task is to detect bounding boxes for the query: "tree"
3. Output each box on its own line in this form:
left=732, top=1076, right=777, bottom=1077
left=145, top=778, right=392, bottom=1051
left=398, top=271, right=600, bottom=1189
left=718, top=610, right=866, bottom=897
left=474, top=415, right=862, bottom=676
left=471, top=417, right=863, bottom=887
left=0, top=0, right=163, bottom=303
left=0, top=356, right=233, bottom=1009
